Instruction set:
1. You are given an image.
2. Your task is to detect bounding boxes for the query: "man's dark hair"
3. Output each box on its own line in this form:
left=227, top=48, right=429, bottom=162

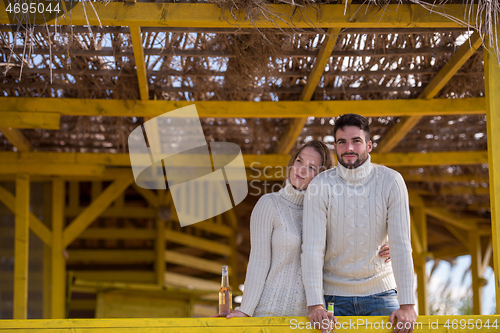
left=333, top=114, right=370, bottom=142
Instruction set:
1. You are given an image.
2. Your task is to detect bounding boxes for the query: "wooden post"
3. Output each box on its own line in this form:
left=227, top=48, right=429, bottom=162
left=469, top=230, right=482, bottom=314
left=156, top=191, right=166, bottom=286
left=484, top=42, right=500, bottom=314
left=413, top=206, right=429, bottom=315
left=13, top=174, right=30, bottom=319
left=51, top=179, right=66, bottom=318
left=43, top=182, right=52, bottom=318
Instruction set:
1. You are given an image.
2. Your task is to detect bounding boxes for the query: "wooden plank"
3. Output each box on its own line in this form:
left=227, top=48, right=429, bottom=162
left=130, top=26, right=149, bottom=101
left=485, top=42, right=500, bottom=314
left=51, top=179, right=65, bottom=319
left=165, top=272, right=220, bottom=292
left=72, top=271, right=156, bottom=284
left=0, top=163, right=105, bottom=176
left=0, top=127, right=31, bottom=152
left=0, top=111, right=60, bottom=129
left=0, top=150, right=490, bottom=170
left=1, top=315, right=500, bottom=331
left=425, top=207, right=477, bottom=231
left=67, top=250, right=156, bottom=262
left=65, top=206, right=157, bottom=219
left=376, top=32, right=483, bottom=153
left=164, top=230, right=231, bottom=256
left=79, top=228, right=156, bottom=240
left=165, top=251, right=223, bottom=275
left=63, top=178, right=133, bottom=247
left=276, top=28, right=341, bottom=154
left=13, top=174, right=29, bottom=319
left=444, top=225, right=469, bottom=248
left=0, top=97, right=486, bottom=118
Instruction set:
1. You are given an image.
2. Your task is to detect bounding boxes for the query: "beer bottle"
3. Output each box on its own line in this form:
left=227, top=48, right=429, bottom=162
left=218, top=265, right=232, bottom=316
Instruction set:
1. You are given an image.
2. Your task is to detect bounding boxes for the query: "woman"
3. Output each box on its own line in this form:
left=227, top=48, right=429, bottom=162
left=221, top=140, right=389, bottom=318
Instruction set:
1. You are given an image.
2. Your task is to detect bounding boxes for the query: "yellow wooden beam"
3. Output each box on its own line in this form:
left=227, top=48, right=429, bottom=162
left=0, top=3, right=477, bottom=27
left=469, top=230, right=483, bottom=315
left=0, top=163, right=105, bottom=176
left=67, top=250, right=155, bottom=262
left=0, top=111, right=60, bottom=129
left=65, top=206, right=157, bottom=219
left=156, top=217, right=166, bottom=286
left=413, top=186, right=490, bottom=197
left=431, top=246, right=469, bottom=259
left=480, top=239, right=493, bottom=277
left=130, top=26, right=149, bottom=101
left=484, top=38, right=500, bottom=315
left=165, top=272, right=220, bottom=292
left=79, top=228, right=156, bottom=240
left=51, top=179, right=66, bottom=319
left=0, top=97, right=486, bottom=118
left=425, top=207, right=477, bottom=230
left=0, top=127, right=31, bottom=152
left=276, top=28, right=341, bottom=154
left=401, top=172, right=489, bottom=184
left=0, top=150, right=490, bottom=171
left=13, top=174, right=29, bottom=319
left=3, top=315, right=500, bottom=332
left=72, top=271, right=156, bottom=284
left=376, top=32, right=483, bottom=153
left=0, top=183, right=53, bottom=247
left=165, top=251, right=223, bottom=275
left=63, top=178, right=133, bottom=247
left=371, top=151, right=488, bottom=167
left=43, top=182, right=52, bottom=319
left=164, top=230, right=231, bottom=256
left=444, top=224, right=469, bottom=248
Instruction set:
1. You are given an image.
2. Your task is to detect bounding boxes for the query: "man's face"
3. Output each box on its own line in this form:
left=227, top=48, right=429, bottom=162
left=334, top=125, right=373, bottom=169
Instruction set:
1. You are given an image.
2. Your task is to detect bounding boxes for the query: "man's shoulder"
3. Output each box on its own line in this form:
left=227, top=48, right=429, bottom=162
left=372, top=164, right=404, bottom=181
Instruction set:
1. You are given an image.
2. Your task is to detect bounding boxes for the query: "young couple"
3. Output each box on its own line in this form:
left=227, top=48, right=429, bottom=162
left=219, top=114, right=417, bottom=333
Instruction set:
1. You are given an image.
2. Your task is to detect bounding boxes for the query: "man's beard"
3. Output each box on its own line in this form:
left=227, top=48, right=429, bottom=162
left=336, top=151, right=368, bottom=169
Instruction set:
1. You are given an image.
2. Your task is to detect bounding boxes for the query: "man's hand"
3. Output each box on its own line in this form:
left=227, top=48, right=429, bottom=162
left=307, top=304, right=336, bottom=333
left=212, top=309, right=249, bottom=318
left=379, top=244, right=391, bottom=263
left=389, top=304, right=417, bottom=333
left=226, top=310, right=249, bottom=318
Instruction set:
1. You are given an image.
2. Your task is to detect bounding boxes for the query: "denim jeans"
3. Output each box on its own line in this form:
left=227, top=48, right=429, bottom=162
left=324, top=289, right=399, bottom=316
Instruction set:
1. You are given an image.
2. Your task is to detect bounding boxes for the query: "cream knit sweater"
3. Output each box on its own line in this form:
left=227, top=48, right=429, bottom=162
left=302, top=155, right=415, bottom=307
left=238, top=180, right=308, bottom=317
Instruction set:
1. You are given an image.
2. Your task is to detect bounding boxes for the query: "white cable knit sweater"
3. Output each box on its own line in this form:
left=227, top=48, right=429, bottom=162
left=238, top=180, right=308, bottom=317
left=301, top=155, right=415, bottom=307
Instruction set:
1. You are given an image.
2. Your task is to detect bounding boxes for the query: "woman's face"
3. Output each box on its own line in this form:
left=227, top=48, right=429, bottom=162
left=290, top=147, right=322, bottom=190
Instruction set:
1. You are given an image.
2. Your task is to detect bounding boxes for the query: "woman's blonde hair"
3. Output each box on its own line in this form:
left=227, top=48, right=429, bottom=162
left=283, top=140, right=334, bottom=187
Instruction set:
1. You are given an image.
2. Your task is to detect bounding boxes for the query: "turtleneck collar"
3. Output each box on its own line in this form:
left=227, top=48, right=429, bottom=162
left=337, top=154, right=374, bottom=185
left=279, top=179, right=305, bottom=206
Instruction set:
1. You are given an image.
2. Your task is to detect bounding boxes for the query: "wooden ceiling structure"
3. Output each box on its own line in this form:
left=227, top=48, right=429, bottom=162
left=1, top=0, right=500, bottom=320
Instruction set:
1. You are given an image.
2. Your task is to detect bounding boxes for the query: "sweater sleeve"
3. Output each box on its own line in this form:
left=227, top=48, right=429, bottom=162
left=386, top=172, right=415, bottom=305
left=301, top=177, right=329, bottom=306
left=238, top=195, right=275, bottom=316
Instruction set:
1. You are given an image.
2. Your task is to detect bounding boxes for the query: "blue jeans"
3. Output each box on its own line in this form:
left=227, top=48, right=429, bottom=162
left=324, top=289, right=399, bottom=316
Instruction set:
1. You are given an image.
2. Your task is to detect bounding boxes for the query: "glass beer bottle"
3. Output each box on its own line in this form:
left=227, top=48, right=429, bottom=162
left=219, top=265, right=232, bottom=316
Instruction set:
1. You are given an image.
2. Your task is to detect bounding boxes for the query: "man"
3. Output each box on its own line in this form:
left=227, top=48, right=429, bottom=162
left=301, top=114, right=417, bottom=333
